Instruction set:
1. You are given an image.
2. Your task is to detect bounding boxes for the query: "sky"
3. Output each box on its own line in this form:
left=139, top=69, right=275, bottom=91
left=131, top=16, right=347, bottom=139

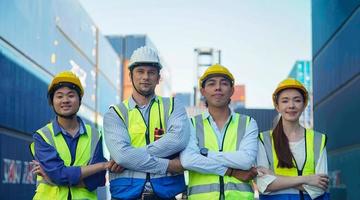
left=78, top=0, right=311, bottom=108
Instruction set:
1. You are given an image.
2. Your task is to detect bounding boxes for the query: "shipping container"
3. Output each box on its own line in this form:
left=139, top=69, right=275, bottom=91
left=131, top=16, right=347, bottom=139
left=234, top=108, right=277, bottom=132
left=313, top=9, right=360, bottom=105
left=0, top=131, right=35, bottom=200
left=312, top=0, right=360, bottom=55
left=312, top=2, right=360, bottom=200
left=0, top=0, right=121, bottom=199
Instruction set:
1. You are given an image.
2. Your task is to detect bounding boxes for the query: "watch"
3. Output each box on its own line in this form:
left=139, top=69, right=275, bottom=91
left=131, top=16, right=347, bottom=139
left=200, top=148, right=208, bottom=157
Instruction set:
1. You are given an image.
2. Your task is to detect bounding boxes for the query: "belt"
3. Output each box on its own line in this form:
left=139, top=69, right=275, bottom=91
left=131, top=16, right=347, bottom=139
left=111, top=192, right=177, bottom=200
left=140, top=192, right=177, bottom=200
left=140, top=192, right=159, bottom=200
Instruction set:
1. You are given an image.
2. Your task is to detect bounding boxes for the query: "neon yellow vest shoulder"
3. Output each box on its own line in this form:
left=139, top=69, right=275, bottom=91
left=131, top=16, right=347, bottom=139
left=111, top=96, right=173, bottom=147
left=188, top=113, right=254, bottom=200
left=31, top=122, right=100, bottom=200
left=259, top=129, right=326, bottom=176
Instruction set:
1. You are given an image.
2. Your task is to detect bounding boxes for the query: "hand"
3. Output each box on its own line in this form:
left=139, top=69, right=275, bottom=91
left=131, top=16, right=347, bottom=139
left=231, top=167, right=258, bottom=181
left=106, top=160, right=125, bottom=173
left=167, top=157, right=184, bottom=173
left=31, top=160, right=53, bottom=184
left=257, top=166, right=274, bottom=176
left=304, top=174, right=329, bottom=191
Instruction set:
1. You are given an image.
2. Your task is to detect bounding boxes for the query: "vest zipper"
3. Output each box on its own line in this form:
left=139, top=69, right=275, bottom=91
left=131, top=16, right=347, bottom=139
left=293, top=129, right=307, bottom=200
left=68, top=187, right=71, bottom=200
left=61, top=133, right=74, bottom=200
left=216, top=116, right=232, bottom=200
left=135, top=100, right=155, bottom=191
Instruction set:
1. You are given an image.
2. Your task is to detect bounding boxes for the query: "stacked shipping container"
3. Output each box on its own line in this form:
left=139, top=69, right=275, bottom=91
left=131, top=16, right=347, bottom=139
left=0, top=0, right=121, bottom=199
left=312, top=1, right=360, bottom=199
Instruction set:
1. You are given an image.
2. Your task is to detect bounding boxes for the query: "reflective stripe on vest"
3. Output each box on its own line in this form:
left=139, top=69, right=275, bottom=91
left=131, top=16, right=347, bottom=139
left=32, top=122, right=100, bottom=200
left=259, top=129, right=326, bottom=176
left=189, top=182, right=253, bottom=194
left=188, top=113, right=254, bottom=200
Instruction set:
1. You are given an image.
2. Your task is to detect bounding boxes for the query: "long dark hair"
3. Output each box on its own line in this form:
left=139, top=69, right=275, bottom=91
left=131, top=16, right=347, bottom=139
left=273, top=117, right=294, bottom=168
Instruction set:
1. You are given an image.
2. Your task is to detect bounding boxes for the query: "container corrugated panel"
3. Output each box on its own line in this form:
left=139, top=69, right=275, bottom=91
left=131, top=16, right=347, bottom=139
left=0, top=0, right=56, bottom=70
left=0, top=52, right=53, bottom=134
left=313, top=8, right=360, bottom=105
left=97, top=73, right=118, bottom=115
left=98, top=35, right=121, bottom=90
left=312, top=0, right=360, bottom=55
left=314, top=76, right=360, bottom=150
left=313, top=2, right=360, bottom=199
left=0, top=133, right=35, bottom=200
left=234, top=109, right=277, bottom=132
left=55, top=0, right=98, bottom=64
left=327, top=148, right=360, bottom=200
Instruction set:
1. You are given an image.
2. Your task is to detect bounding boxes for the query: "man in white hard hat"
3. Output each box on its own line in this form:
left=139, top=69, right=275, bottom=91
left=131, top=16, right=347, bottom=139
left=104, top=46, right=190, bottom=200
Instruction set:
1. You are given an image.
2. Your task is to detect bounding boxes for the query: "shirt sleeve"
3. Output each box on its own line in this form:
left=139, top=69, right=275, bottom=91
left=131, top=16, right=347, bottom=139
left=33, top=133, right=81, bottom=186
left=303, top=147, right=328, bottom=199
left=103, top=108, right=169, bottom=174
left=255, top=140, right=276, bottom=194
left=83, top=137, right=107, bottom=191
left=146, top=97, right=190, bottom=158
left=207, top=117, right=259, bottom=170
left=180, top=120, right=228, bottom=176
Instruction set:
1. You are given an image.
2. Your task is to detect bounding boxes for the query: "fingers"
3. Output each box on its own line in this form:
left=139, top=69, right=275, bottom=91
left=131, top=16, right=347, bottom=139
left=307, top=174, right=329, bottom=190
left=107, top=160, right=114, bottom=169
left=256, top=166, right=273, bottom=176
left=32, top=165, right=43, bottom=176
left=110, top=163, right=119, bottom=172
left=114, top=165, right=124, bottom=173
left=107, top=160, right=125, bottom=173
left=318, top=176, right=329, bottom=190
left=256, top=167, right=265, bottom=175
left=250, top=167, right=258, bottom=176
left=31, top=160, right=42, bottom=175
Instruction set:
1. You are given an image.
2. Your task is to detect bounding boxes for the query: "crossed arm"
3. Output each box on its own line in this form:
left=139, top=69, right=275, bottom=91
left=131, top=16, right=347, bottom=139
left=32, top=135, right=113, bottom=191
left=256, top=141, right=329, bottom=198
left=180, top=117, right=259, bottom=181
left=103, top=101, right=190, bottom=174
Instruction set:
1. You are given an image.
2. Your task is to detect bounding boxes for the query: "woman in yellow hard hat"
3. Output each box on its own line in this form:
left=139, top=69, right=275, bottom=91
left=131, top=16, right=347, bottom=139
left=256, top=78, right=330, bottom=200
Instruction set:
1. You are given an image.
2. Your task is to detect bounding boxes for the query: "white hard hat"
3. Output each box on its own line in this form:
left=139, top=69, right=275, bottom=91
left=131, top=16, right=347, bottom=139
left=128, top=46, right=162, bottom=70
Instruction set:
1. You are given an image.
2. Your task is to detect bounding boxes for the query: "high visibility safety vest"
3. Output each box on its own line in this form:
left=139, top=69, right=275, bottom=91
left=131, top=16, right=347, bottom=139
left=188, top=113, right=254, bottom=200
left=109, top=96, right=186, bottom=199
left=258, top=129, right=328, bottom=200
left=30, top=122, right=100, bottom=200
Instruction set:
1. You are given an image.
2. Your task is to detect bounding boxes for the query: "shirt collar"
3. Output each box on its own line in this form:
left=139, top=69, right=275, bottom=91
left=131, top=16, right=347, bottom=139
left=203, top=107, right=236, bottom=122
left=128, top=94, right=158, bottom=110
left=52, top=116, right=86, bottom=136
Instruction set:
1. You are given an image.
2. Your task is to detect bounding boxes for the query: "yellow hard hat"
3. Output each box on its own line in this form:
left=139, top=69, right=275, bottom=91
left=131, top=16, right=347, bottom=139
left=48, top=71, right=84, bottom=97
left=199, top=64, right=234, bottom=88
left=272, top=78, right=308, bottom=106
